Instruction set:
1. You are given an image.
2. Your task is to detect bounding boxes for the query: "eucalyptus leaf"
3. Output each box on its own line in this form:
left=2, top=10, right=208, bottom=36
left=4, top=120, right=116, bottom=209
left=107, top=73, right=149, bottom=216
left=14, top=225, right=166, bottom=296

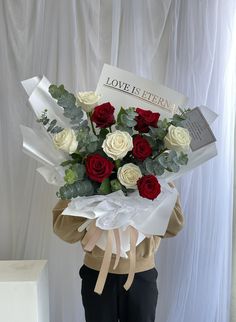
left=125, top=119, right=137, bottom=127
left=157, top=153, right=170, bottom=168
left=86, top=141, right=98, bottom=153
left=58, top=183, right=75, bottom=200
left=71, top=163, right=86, bottom=180
left=49, top=84, right=84, bottom=126
left=126, top=108, right=137, bottom=118
left=47, top=119, right=57, bottom=132
left=58, top=93, right=76, bottom=108
left=58, top=179, right=95, bottom=199
left=153, top=161, right=165, bottom=176
left=75, top=180, right=94, bottom=196
left=50, top=125, right=63, bottom=133
left=168, top=150, right=177, bottom=159
left=42, top=118, right=49, bottom=125
left=144, top=158, right=154, bottom=174
left=149, top=126, right=159, bottom=136
left=175, top=151, right=188, bottom=165
left=115, top=125, right=133, bottom=135
left=168, top=162, right=180, bottom=173
left=156, top=128, right=167, bottom=140
left=49, top=84, right=65, bottom=99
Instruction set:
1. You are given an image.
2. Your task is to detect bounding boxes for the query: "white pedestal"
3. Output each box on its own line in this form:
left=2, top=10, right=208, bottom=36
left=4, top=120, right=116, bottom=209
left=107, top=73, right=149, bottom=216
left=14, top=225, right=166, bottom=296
left=0, top=260, right=49, bottom=322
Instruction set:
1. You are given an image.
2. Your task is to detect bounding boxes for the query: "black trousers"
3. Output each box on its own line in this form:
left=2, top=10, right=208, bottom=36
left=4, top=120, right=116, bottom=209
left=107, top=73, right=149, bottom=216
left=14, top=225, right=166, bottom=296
left=79, top=265, right=158, bottom=322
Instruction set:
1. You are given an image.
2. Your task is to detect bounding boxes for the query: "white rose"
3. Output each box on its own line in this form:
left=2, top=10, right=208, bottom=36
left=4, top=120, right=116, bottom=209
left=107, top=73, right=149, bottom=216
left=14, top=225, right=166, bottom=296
left=164, top=125, right=191, bottom=152
left=76, top=91, right=101, bottom=113
left=117, top=163, right=142, bottom=189
left=53, top=128, right=77, bottom=154
left=102, top=130, right=133, bottom=160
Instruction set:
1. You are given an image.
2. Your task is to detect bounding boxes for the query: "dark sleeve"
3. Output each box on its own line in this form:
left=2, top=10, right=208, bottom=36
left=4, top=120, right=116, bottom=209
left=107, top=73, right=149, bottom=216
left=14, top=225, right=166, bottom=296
left=53, top=199, right=87, bottom=244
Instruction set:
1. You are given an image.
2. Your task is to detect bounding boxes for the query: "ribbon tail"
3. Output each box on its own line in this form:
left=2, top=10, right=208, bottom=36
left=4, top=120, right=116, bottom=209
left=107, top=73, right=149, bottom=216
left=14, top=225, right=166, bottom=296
left=83, top=228, right=103, bottom=252
left=113, top=229, right=121, bottom=270
left=81, top=221, right=97, bottom=246
left=123, top=226, right=138, bottom=291
left=94, top=230, right=113, bottom=295
left=78, top=219, right=93, bottom=233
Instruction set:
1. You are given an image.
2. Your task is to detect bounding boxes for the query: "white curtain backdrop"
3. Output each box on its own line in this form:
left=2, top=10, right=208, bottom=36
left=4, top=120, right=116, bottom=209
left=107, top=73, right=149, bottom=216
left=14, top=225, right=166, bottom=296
left=0, top=1, right=235, bottom=321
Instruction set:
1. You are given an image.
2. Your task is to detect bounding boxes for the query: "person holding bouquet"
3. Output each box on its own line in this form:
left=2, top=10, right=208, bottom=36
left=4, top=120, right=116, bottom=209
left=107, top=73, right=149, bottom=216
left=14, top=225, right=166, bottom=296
left=52, top=188, right=184, bottom=322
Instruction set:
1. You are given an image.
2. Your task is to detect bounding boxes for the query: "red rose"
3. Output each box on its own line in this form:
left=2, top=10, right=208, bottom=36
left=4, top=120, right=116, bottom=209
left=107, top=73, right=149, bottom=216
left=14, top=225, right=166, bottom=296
left=137, top=175, right=161, bottom=200
left=132, top=135, right=152, bottom=161
left=135, top=108, right=160, bottom=133
left=86, top=154, right=114, bottom=183
left=91, top=102, right=115, bottom=128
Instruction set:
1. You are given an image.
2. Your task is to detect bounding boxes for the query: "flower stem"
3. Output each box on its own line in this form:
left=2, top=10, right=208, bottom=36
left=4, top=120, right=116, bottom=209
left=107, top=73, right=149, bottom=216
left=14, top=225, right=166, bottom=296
left=115, top=159, right=121, bottom=169
left=88, top=112, right=97, bottom=136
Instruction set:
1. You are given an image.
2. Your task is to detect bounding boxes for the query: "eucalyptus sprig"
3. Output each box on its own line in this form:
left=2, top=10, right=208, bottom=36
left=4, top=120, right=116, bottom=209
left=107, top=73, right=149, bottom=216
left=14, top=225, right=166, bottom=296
left=49, top=84, right=84, bottom=127
left=37, top=109, right=63, bottom=133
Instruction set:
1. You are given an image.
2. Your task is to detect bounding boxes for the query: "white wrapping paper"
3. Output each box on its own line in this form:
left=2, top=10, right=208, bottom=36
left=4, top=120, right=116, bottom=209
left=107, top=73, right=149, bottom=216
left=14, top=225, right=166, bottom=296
left=62, top=183, right=178, bottom=256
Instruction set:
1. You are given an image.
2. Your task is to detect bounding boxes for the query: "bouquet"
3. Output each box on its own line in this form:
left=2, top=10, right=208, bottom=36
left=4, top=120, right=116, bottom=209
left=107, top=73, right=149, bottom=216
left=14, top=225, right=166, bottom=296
left=20, top=68, right=217, bottom=293
left=38, top=84, right=191, bottom=201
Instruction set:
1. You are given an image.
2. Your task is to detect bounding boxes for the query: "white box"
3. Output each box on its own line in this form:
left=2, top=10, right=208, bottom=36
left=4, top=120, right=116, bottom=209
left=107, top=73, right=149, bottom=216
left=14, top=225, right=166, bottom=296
left=0, top=260, right=49, bottom=322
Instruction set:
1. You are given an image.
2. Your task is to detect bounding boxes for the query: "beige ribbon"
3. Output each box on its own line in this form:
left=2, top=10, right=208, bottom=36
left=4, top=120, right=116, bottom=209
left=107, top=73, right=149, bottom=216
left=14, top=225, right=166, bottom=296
left=81, top=221, right=98, bottom=246
left=113, top=228, right=121, bottom=270
left=94, top=230, right=113, bottom=294
left=83, top=228, right=103, bottom=252
left=123, top=226, right=138, bottom=290
left=82, top=223, right=139, bottom=295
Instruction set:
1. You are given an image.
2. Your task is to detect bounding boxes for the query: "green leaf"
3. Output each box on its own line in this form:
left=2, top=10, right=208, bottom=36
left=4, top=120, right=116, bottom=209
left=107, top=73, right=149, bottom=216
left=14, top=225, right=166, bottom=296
left=117, top=107, right=126, bottom=125
left=110, top=179, right=122, bottom=192
left=98, top=178, right=111, bottom=195
left=60, top=160, right=76, bottom=167
left=99, top=128, right=109, bottom=138
left=115, top=159, right=121, bottom=169
left=71, top=153, right=83, bottom=161
left=64, top=168, right=77, bottom=184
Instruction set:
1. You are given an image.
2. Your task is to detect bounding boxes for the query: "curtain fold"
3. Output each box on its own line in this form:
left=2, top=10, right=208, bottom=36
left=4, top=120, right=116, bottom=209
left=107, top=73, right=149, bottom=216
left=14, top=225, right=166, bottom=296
left=0, top=1, right=235, bottom=321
